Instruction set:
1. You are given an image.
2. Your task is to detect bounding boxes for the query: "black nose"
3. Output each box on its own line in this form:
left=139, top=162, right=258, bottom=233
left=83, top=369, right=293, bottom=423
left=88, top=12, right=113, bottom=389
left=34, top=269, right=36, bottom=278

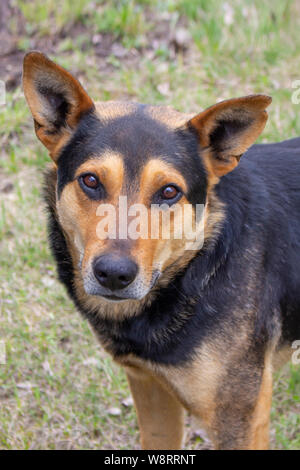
left=93, top=255, right=138, bottom=291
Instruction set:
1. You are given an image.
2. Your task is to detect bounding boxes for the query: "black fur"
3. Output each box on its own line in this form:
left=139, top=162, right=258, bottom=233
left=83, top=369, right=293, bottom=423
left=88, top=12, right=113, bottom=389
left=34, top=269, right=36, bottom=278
left=37, top=84, right=70, bottom=130
left=210, top=117, right=253, bottom=156
left=44, top=130, right=300, bottom=365
left=56, top=108, right=207, bottom=205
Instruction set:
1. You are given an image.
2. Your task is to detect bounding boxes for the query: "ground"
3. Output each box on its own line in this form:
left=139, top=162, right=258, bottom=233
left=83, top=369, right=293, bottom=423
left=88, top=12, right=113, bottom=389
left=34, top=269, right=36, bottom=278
left=0, top=0, right=299, bottom=450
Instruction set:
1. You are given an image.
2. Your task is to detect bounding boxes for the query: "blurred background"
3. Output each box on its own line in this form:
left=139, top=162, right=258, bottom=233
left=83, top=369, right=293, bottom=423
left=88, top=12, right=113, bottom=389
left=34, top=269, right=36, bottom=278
left=0, top=0, right=299, bottom=449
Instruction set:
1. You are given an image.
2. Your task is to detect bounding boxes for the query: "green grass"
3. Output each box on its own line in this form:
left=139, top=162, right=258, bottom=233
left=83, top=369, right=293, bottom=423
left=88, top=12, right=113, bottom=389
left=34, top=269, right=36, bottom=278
left=17, top=0, right=92, bottom=35
left=88, top=1, right=150, bottom=48
left=1, top=0, right=300, bottom=450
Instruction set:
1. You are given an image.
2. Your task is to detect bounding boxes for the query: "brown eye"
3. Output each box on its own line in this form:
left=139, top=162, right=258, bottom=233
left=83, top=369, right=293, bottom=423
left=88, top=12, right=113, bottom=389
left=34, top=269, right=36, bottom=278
left=78, top=173, right=105, bottom=200
left=152, top=183, right=182, bottom=206
left=82, top=173, right=99, bottom=189
left=162, top=185, right=179, bottom=200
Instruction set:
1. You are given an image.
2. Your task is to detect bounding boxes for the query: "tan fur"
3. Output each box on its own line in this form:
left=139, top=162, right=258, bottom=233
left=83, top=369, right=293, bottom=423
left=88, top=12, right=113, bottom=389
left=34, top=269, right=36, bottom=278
left=126, top=367, right=185, bottom=450
left=248, top=356, right=273, bottom=450
left=95, top=101, right=140, bottom=121
left=117, top=326, right=275, bottom=450
left=117, top=341, right=233, bottom=449
left=94, top=101, right=192, bottom=129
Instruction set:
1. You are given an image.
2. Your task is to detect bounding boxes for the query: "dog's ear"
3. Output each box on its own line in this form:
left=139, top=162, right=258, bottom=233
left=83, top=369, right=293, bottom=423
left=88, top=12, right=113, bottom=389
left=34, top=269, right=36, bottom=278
left=23, top=51, right=94, bottom=161
left=188, top=95, right=272, bottom=180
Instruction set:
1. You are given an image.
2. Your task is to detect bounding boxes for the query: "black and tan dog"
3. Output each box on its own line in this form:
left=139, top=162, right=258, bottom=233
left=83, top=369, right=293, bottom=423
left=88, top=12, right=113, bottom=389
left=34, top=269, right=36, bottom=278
left=23, top=52, right=300, bottom=450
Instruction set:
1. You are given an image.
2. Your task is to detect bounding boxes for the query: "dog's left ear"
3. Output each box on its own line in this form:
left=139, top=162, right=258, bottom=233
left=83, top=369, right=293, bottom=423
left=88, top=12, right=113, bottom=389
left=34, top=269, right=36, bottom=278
left=188, top=95, right=272, bottom=180
left=23, top=51, right=95, bottom=161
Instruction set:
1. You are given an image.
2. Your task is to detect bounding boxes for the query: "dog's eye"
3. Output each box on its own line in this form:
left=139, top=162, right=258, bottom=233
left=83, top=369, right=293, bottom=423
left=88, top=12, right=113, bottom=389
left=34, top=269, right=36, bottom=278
left=161, top=185, right=179, bottom=200
left=152, top=184, right=182, bottom=206
left=78, top=173, right=105, bottom=200
left=82, top=173, right=99, bottom=189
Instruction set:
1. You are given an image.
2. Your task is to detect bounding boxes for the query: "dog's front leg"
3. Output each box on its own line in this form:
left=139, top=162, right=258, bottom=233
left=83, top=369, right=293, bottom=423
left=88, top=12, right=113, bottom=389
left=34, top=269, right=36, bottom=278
left=204, top=358, right=273, bottom=450
left=126, top=368, right=184, bottom=450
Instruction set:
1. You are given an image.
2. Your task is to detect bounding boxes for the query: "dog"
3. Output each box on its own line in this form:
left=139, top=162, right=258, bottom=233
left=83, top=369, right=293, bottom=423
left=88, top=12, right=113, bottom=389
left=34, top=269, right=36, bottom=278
left=22, top=51, right=300, bottom=450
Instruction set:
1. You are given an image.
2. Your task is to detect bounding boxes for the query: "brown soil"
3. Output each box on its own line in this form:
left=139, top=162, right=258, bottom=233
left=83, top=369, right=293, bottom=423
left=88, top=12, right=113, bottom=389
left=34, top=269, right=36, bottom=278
left=0, top=0, right=190, bottom=91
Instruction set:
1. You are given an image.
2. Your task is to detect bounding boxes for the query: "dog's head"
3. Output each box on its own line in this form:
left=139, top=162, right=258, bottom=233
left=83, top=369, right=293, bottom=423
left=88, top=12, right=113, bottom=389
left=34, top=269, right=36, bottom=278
left=23, top=52, right=271, bottom=308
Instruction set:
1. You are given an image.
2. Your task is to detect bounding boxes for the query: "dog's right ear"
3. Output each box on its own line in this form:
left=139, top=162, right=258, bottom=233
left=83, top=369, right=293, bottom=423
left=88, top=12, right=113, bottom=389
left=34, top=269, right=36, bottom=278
left=23, top=51, right=94, bottom=161
left=187, top=94, right=271, bottom=182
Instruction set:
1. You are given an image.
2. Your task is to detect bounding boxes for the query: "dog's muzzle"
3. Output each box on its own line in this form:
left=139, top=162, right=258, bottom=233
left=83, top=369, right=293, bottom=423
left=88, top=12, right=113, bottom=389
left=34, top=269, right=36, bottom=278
left=83, top=255, right=160, bottom=302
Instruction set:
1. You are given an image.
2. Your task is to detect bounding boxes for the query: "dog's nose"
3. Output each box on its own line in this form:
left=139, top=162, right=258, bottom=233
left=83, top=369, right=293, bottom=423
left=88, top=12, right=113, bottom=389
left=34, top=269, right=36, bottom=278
left=93, top=255, right=138, bottom=291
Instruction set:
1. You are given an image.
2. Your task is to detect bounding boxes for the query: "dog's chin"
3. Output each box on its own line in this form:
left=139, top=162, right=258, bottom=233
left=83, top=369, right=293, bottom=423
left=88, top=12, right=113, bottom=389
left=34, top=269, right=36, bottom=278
left=83, top=285, right=145, bottom=301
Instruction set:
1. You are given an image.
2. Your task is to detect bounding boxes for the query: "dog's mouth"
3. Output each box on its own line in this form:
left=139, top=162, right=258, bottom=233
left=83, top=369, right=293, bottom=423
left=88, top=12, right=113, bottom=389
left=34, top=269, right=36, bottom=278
left=101, top=294, right=130, bottom=302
